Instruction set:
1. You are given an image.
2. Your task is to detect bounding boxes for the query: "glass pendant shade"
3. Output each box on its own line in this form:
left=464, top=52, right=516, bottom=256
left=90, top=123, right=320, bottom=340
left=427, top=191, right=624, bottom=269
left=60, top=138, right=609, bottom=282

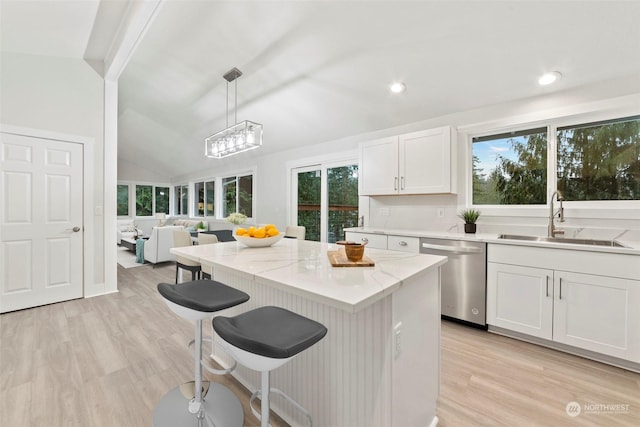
left=205, top=120, right=263, bottom=159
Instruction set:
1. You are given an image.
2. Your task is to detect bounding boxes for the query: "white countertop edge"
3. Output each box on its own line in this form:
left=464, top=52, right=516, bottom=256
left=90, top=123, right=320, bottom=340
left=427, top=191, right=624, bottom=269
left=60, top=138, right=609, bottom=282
left=345, top=227, right=640, bottom=255
left=255, top=275, right=378, bottom=314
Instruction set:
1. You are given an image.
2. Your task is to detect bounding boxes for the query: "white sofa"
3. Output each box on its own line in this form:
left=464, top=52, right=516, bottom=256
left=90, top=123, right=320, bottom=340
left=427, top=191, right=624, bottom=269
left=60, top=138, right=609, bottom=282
left=117, top=219, right=142, bottom=244
left=171, top=219, right=208, bottom=233
left=143, top=226, right=183, bottom=265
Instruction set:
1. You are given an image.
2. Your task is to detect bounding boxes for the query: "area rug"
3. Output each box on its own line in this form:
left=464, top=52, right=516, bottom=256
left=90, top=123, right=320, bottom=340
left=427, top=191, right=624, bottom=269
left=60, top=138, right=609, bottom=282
left=117, top=246, right=147, bottom=269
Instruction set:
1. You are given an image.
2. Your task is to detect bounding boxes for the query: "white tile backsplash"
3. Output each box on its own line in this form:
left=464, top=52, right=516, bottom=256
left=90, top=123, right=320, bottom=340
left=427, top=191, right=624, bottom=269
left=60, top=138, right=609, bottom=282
left=363, top=195, right=640, bottom=238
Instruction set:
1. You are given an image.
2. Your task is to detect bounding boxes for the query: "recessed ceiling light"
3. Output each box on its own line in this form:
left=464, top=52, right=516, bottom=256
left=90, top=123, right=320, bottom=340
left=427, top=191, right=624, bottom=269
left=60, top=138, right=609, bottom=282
left=389, top=82, right=406, bottom=93
left=538, top=71, right=562, bottom=86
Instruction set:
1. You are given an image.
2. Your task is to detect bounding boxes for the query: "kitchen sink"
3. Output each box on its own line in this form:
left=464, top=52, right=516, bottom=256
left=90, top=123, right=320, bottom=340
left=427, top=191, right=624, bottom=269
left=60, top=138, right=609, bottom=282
left=498, top=234, right=628, bottom=248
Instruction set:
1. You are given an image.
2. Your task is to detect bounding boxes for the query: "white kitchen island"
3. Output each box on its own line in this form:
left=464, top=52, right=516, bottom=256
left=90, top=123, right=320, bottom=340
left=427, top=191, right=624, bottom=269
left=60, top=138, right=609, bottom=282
left=171, top=238, right=446, bottom=427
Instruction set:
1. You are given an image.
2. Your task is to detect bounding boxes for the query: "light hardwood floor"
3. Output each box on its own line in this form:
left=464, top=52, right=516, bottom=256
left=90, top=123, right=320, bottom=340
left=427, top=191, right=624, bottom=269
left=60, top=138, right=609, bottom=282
left=1, top=261, right=638, bottom=426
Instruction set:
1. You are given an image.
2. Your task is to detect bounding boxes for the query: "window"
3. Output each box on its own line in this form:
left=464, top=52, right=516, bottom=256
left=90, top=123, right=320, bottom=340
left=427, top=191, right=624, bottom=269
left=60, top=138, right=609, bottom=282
left=296, top=168, right=321, bottom=241
left=293, top=162, right=359, bottom=242
left=327, top=165, right=359, bottom=242
left=175, top=184, right=188, bottom=216
left=205, top=181, right=215, bottom=216
left=155, top=186, right=169, bottom=214
left=135, top=185, right=153, bottom=216
left=223, top=174, right=253, bottom=217
left=194, top=180, right=215, bottom=217
left=117, top=184, right=129, bottom=216
left=194, top=182, right=205, bottom=216
left=557, top=116, right=640, bottom=201
left=472, top=128, right=547, bottom=205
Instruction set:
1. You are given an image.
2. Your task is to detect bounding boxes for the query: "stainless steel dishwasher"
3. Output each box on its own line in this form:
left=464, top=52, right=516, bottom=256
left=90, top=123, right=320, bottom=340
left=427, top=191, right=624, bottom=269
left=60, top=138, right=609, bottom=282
left=420, top=237, right=487, bottom=328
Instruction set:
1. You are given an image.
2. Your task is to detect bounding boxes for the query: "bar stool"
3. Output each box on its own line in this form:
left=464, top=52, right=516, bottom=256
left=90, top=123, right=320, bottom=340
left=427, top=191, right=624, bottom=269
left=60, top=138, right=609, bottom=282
left=154, top=279, right=250, bottom=427
left=213, top=306, right=327, bottom=427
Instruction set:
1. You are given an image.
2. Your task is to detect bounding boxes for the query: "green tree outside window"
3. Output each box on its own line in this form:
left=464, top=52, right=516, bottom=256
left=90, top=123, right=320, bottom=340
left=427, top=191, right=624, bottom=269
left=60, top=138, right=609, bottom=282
left=558, top=116, right=640, bottom=200
left=155, top=186, right=169, bottom=214
left=117, top=184, right=129, bottom=216
left=136, top=185, right=153, bottom=216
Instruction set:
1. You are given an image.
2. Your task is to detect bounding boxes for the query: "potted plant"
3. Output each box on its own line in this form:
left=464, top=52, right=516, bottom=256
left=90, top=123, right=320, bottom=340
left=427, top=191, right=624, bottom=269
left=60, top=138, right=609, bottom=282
left=196, top=221, right=207, bottom=232
left=458, top=209, right=481, bottom=234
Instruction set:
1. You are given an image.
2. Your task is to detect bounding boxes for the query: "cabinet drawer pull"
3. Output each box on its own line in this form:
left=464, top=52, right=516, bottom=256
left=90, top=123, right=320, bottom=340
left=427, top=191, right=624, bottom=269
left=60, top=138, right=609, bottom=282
left=559, top=278, right=563, bottom=300
left=361, top=238, right=369, bottom=244
left=546, top=276, right=549, bottom=297
left=394, top=177, right=398, bottom=191
left=398, top=241, right=408, bottom=246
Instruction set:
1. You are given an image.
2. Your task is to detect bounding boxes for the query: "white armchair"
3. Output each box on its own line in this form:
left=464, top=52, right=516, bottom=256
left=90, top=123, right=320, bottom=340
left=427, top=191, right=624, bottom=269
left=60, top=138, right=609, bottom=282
left=144, top=226, right=183, bottom=265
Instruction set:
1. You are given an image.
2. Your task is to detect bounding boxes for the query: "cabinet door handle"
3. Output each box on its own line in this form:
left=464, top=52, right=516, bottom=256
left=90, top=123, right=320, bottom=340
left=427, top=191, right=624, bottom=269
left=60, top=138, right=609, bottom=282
left=398, top=241, right=407, bottom=246
left=559, top=277, right=563, bottom=300
left=401, top=176, right=405, bottom=190
left=546, top=276, right=549, bottom=297
left=394, top=177, right=398, bottom=191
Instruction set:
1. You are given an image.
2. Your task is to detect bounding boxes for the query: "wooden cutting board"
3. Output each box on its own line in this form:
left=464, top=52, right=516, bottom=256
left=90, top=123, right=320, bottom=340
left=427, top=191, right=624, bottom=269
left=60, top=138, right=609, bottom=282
left=327, top=250, right=375, bottom=267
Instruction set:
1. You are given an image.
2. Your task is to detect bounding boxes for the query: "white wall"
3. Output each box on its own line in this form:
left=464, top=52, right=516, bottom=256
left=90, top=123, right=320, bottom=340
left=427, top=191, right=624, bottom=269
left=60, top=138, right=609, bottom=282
left=0, top=52, right=106, bottom=288
left=118, top=157, right=170, bottom=182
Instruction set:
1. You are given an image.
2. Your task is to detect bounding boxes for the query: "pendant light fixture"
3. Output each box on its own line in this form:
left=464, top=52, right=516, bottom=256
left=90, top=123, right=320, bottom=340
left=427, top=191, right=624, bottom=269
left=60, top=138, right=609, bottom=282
left=205, top=67, right=263, bottom=159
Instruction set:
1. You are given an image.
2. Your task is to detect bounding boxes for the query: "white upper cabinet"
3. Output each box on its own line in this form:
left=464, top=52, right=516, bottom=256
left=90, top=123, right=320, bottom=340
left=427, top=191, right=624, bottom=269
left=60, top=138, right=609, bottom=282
left=358, top=136, right=399, bottom=195
left=359, top=126, right=456, bottom=195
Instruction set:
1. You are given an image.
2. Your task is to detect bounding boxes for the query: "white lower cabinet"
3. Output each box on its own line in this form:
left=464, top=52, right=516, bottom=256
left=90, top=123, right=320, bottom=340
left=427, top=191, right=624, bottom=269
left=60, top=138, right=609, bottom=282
left=387, top=235, right=420, bottom=253
left=487, top=244, right=640, bottom=364
left=344, top=232, right=419, bottom=253
left=553, top=271, right=640, bottom=360
left=344, top=232, right=387, bottom=249
left=487, top=263, right=553, bottom=339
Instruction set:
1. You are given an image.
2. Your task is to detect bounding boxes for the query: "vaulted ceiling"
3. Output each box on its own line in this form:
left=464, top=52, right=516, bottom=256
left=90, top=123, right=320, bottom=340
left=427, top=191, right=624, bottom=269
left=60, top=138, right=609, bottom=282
left=2, top=1, right=640, bottom=180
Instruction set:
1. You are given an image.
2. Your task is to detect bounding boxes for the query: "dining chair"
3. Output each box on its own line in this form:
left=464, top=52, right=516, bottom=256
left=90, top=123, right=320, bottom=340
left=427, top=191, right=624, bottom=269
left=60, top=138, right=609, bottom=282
left=284, top=225, right=305, bottom=240
left=173, top=229, right=200, bottom=283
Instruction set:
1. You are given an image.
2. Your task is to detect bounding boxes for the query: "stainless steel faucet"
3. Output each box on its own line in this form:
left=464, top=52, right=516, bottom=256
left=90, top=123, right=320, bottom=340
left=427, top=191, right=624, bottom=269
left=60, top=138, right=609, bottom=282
left=548, top=190, right=565, bottom=238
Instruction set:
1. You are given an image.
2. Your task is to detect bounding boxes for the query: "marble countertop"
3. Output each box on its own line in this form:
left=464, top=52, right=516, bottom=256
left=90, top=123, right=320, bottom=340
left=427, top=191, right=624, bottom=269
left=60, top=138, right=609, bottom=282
left=344, top=227, right=640, bottom=255
left=171, top=238, right=447, bottom=313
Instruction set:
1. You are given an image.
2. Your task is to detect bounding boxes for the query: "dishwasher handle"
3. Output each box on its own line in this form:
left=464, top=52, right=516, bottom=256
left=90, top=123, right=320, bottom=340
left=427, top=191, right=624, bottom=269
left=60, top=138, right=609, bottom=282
left=421, top=242, right=483, bottom=254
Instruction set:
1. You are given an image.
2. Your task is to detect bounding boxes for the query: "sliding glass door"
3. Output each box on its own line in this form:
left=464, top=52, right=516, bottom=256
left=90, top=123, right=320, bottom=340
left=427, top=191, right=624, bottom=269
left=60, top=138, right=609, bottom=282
left=292, top=161, right=358, bottom=242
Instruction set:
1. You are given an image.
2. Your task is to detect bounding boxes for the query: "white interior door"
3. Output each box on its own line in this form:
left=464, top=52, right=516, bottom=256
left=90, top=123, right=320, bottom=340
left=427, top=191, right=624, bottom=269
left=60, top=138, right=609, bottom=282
left=1, top=133, right=83, bottom=313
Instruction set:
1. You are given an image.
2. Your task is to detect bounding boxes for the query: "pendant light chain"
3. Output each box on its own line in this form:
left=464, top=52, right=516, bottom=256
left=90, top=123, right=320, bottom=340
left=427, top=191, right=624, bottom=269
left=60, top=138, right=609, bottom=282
left=226, top=80, right=229, bottom=129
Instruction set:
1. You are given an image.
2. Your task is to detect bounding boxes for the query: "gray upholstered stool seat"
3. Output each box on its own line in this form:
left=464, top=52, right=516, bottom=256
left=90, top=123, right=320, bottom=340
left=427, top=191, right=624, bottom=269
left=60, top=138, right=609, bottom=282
left=158, top=280, right=249, bottom=316
left=213, top=306, right=327, bottom=427
left=154, top=279, right=249, bottom=427
left=213, top=306, right=327, bottom=359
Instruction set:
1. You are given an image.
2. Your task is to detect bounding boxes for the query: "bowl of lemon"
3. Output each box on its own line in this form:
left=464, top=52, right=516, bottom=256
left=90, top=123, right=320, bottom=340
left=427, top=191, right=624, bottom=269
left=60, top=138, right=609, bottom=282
left=233, top=224, right=283, bottom=247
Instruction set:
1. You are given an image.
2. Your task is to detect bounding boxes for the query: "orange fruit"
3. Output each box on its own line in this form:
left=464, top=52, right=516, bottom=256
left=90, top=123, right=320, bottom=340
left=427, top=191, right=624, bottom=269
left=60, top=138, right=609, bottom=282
left=254, top=228, right=266, bottom=238
left=267, top=227, right=279, bottom=237
left=235, top=228, right=247, bottom=236
left=247, top=226, right=256, bottom=237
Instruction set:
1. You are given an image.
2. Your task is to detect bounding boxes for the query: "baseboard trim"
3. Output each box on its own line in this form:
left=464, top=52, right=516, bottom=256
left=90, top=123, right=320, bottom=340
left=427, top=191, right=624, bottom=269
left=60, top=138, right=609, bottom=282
left=488, top=325, right=640, bottom=373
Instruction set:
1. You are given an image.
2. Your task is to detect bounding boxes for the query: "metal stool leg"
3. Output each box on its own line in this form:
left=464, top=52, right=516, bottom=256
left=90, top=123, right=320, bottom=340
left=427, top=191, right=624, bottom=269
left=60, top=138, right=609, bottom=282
left=153, top=319, right=243, bottom=427
left=261, top=371, right=270, bottom=427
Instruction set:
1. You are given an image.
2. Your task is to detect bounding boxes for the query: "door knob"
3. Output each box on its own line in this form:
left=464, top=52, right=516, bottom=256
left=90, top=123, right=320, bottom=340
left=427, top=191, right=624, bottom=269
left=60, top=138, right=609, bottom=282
left=68, top=226, right=81, bottom=232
